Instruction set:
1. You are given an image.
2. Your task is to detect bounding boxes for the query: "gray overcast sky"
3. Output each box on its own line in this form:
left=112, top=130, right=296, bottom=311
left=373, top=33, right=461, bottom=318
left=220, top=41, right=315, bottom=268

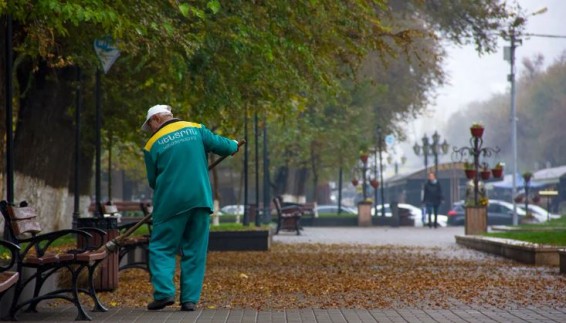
left=392, top=0, right=566, bottom=175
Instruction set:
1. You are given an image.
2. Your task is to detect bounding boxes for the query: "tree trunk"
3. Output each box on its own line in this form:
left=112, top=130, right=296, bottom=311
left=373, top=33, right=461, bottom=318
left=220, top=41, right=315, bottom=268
left=310, top=141, right=319, bottom=203
left=10, top=61, right=94, bottom=231
left=0, top=17, right=7, bottom=182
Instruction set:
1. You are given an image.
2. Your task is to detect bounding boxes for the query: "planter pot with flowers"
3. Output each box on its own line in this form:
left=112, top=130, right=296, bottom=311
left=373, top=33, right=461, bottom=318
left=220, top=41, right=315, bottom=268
left=491, top=162, right=504, bottom=179
left=464, top=161, right=476, bottom=180
left=370, top=179, right=379, bottom=189
left=480, top=163, right=491, bottom=180
left=465, top=169, right=477, bottom=180
left=480, top=170, right=491, bottom=180
left=470, top=122, right=484, bottom=138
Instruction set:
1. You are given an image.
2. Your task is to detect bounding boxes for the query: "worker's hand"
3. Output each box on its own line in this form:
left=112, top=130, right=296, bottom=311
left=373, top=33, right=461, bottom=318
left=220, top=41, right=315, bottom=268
left=232, top=140, right=240, bottom=155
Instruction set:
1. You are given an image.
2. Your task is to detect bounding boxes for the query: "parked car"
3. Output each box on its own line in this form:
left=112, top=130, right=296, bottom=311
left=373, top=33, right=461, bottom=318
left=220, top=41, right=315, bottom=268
left=447, top=199, right=527, bottom=226
left=372, top=203, right=448, bottom=227
left=220, top=204, right=245, bottom=215
left=315, top=204, right=357, bottom=215
left=523, top=204, right=561, bottom=223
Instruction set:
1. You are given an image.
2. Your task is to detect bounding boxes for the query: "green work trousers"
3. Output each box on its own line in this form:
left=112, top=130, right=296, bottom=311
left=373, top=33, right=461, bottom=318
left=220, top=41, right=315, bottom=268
left=149, top=207, right=210, bottom=303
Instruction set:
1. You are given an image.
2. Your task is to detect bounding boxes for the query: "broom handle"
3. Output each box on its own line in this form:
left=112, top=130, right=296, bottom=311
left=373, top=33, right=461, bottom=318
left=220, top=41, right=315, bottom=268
left=208, top=139, right=246, bottom=169
left=99, top=139, right=247, bottom=251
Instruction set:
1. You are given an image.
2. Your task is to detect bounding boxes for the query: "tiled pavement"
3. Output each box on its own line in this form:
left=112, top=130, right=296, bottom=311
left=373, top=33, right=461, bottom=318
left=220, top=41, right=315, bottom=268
left=13, top=306, right=566, bottom=322
left=9, top=227, right=566, bottom=322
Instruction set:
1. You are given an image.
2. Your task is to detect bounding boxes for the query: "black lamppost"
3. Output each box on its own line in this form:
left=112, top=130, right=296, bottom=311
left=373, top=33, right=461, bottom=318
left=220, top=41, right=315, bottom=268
left=371, top=149, right=380, bottom=217
left=413, top=131, right=450, bottom=176
left=376, top=127, right=385, bottom=218
left=523, top=172, right=533, bottom=217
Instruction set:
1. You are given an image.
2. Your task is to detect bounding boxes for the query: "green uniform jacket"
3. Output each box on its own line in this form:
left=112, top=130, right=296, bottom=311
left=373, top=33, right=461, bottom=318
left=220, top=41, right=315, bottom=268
left=143, top=119, right=237, bottom=224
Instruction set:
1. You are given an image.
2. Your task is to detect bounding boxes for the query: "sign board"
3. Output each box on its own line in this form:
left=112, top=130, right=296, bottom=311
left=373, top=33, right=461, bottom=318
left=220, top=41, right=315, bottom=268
left=94, top=36, right=120, bottom=74
left=384, top=134, right=395, bottom=147
left=503, top=46, right=511, bottom=62
left=539, top=190, right=558, bottom=197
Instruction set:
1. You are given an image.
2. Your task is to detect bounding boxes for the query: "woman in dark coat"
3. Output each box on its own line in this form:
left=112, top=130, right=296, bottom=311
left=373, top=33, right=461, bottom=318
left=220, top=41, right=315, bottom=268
left=422, top=172, right=443, bottom=228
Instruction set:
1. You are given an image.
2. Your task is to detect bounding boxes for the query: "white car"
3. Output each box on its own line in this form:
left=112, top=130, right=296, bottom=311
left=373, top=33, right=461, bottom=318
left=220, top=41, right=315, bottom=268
left=220, top=205, right=245, bottom=215
left=448, top=199, right=528, bottom=226
left=315, top=205, right=357, bottom=215
left=372, top=203, right=448, bottom=227
left=523, top=204, right=561, bottom=223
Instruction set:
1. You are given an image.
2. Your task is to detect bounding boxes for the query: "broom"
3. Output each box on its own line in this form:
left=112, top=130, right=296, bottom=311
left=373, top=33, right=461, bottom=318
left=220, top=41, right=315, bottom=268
left=57, top=139, right=246, bottom=290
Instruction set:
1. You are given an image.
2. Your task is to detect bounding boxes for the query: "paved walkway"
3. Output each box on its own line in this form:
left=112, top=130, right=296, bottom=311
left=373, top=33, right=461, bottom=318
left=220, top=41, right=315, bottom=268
left=12, top=306, right=566, bottom=322
left=10, top=226, right=566, bottom=322
left=274, top=226, right=465, bottom=247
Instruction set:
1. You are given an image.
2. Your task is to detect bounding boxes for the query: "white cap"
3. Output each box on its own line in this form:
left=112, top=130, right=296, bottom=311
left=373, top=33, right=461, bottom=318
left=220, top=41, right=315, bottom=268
left=141, top=105, right=172, bottom=132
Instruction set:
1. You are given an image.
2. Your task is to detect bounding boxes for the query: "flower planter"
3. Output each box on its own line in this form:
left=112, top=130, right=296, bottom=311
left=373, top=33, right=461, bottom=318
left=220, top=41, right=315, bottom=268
left=491, top=168, right=503, bottom=178
left=470, top=127, right=484, bottom=138
left=351, top=179, right=359, bottom=186
left=465, top=206, right=487, bottom=235
left=360, top=154, right=369, bottom=164
left=464, top=169, right=476, bottom=180
left=370, top=179, right=379, bottom=189
left=357, top=201, right=373, bottom=227
left=208, top=230, right=272, bottom=251
left=480, top=170, right=491, bottom=180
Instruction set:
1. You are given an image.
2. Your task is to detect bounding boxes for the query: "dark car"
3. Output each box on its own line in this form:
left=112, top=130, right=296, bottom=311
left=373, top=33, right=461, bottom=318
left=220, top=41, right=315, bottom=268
left=447, top=200, right=527, bottom=226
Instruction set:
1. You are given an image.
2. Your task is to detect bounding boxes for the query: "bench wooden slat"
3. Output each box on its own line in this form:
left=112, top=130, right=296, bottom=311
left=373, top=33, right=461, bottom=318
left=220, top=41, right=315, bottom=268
left=102, top=205, right=119, bottom=214
left=12, top=218, right=42, bottom=236
left=0, top=272, right=19, bottom=293
left=8, top=206, right=37, bottom=220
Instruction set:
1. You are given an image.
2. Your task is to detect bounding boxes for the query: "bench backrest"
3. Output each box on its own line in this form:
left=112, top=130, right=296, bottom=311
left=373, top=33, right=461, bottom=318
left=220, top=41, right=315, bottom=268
left=272, top=197, right=283, bottom=216
left=0, top=201, right=42, bottom=240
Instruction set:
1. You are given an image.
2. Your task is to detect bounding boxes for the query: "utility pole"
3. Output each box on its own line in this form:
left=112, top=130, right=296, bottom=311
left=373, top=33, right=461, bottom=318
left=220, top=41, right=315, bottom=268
left=508, top=29, right=519, bottom=226
left=504, top=6, right=549, bottom=225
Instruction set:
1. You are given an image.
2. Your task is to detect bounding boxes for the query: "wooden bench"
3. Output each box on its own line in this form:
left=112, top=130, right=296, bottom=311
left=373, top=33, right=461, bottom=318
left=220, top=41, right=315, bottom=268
left=115, top=203, right=152, bottom=273
left=273, top=197, right=303, bottom=235
left=96, top=202, right=152, bottom=273
left=0, top=240, right=20, bottom=304
left=0, top=200, right=108, bottom=321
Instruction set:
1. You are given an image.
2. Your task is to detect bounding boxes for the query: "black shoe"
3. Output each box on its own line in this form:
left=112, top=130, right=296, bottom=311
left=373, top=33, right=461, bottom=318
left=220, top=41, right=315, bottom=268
left=147, top=297, right=175, bottom=310
left=181, top=302, right=196, bottom=311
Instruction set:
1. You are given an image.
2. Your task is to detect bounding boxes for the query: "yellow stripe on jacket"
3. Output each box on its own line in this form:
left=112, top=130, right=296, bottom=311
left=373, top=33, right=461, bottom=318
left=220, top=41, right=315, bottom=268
left=144, top=121, right=202, bottom=151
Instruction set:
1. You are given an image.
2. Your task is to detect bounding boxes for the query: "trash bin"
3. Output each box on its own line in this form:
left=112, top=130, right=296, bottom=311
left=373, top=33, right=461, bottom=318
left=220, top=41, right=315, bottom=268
left=77, top=217, right=119, bottom=291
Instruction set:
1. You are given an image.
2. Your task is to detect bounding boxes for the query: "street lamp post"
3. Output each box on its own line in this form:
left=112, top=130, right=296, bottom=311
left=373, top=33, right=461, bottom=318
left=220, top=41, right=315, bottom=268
left=413, top=131, right=450, bottom=176
left=523, top=172, right=532, bottom=219
left=377, top=128, right=385, bottom=218
left=387, top=155, right=407, bottom=176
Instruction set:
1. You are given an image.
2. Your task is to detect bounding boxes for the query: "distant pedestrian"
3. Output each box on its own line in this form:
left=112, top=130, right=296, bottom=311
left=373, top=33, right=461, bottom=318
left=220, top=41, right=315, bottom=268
left=422, top=172, right=443, bottom=228
left=141, top=104, right=238, bottom=311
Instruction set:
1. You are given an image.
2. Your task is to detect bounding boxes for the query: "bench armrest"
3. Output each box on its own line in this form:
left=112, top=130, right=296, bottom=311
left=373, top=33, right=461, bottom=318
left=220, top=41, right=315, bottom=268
left=18, top=229, right=93, bottom=257
left=0, top=240, right=20, bottom=271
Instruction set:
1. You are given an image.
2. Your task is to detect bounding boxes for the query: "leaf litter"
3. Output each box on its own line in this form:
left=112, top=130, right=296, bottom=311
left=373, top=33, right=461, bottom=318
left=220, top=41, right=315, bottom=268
left=73, top=242, right=566, bottom=310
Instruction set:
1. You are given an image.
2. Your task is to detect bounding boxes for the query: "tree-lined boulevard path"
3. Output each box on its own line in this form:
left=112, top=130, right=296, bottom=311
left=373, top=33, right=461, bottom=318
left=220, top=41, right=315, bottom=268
left=14, top=227, right=566, bottom=322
